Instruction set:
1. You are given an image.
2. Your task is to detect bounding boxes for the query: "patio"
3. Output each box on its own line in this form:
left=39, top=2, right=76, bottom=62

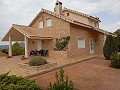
left=0, top=55, right=96, bottom=77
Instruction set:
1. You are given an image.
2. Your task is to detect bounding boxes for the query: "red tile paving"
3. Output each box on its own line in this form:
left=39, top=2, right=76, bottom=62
left=35, top=57, right=120, bottom=90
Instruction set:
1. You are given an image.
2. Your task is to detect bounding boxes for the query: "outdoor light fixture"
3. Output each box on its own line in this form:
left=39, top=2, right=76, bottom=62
left=42, top=40, right=44, bottom=43
left=32, top=41, right=34, bottom=44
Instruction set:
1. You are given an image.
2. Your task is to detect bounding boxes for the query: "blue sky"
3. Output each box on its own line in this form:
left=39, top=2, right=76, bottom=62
left=0, top=0, right=120, bottom=45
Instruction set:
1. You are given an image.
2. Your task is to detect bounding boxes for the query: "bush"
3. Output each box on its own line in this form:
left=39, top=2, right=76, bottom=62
left=1, top=49, right=8, bottom=54
left=0, top=72, right=41, bottom=90
left=110, top=52, right=120, bottom=69
left=47, top=68, right=74, bottom=90
left=103, top=35, right=118, bottom=60
left=12, top=42, right=25, bottom=56
left=29, top=56, right=47, bottom=66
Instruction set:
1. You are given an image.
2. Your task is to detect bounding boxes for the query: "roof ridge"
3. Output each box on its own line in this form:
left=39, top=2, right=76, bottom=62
left=63, top=7, right=100, bottom=21
left=41, top=8, right=74, bottom=22
left=13, top=24, right=36, bottom=29
left=29, top=8, right=75, bottom=26
left=13, top=24, right=28, bottom=27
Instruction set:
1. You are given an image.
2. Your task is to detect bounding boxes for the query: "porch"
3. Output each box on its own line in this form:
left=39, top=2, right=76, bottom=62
left=2, top=24, right=53, bottom=58
left=2, top=24, right=68, bottom=59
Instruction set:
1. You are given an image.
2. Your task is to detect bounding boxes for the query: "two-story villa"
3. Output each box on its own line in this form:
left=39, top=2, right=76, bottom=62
left=2, top=0, right=115, bottom=59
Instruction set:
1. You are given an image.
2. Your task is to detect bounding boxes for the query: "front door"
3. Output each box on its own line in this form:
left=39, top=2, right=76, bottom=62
left=37, top=40, right=42, bottom=51
left=89, top=38, right=94, bottom=54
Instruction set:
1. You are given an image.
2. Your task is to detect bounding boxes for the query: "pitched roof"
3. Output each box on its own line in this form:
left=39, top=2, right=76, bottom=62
left=3, top=8, right=116, bottom=41
left=12, top=24, right=54, bottom=39
left=28, top=8, right=107, bottom=34
left=63, top=7, right=101, bottom=22
left=29, top=8, right=74, bottom=26
left=2, top=24, right=54, bottom=41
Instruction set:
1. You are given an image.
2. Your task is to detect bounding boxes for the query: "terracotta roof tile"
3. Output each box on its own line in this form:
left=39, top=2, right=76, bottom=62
left=12, top=24, right=54, bottom=38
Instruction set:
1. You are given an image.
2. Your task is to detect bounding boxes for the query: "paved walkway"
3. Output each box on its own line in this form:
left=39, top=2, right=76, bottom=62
left=35, top=57, right=120, bottom=90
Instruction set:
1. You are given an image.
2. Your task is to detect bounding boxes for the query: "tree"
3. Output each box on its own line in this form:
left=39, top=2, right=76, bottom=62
left=103, top=35, right=118, bottom=60
left=114, top=29, right=120, bottom=35
left=12, top=42, right=25, bottom=56
left=114, top=29, right=120, bottom=52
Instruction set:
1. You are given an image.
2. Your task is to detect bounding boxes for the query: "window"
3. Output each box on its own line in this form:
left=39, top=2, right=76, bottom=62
left=46, top=18, right=52, bottom=27
left=78, top=38, right=85, bottom=48
left=94, top=22, right=96, bottom=27
left=39, top=20, right=43, bottom=28
left=89, top=20, right=92, bottom=26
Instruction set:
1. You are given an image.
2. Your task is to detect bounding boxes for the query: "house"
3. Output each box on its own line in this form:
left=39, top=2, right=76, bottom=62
left=2, top=0, right=115, bottom=59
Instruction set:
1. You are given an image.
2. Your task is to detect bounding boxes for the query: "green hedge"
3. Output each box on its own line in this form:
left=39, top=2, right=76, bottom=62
left=0, top=72, right=41, bottom=90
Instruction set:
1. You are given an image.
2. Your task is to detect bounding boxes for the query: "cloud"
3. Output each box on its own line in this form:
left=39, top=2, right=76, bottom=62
left=62, top=0, right=120, bottom=15
left=101, top=21, right=120, bottom=32
left=116, top=21, right=120, bottom=25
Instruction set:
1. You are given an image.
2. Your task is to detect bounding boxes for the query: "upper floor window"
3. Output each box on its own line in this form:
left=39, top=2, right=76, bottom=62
left=39, top=20, right=43, bottom=28
left=89, top=20, right=92, bottom=26
left=94, top=22, right=98, bottom=28
left=46, top=18, right=52, bottom=27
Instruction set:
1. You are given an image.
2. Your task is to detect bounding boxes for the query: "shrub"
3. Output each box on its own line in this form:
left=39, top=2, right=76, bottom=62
left=29, top=56, right=47, bottom=66
left=110, top=52, right=120, bottom=69
left=103, top=35, right=118, bottom=60
left=0, top=72, right=41, bottom=90
left=1, top=49, right=8, bottom=54
left=12, top=42, right=25, bottom=56
left=47, top=68, right=74, bottom=90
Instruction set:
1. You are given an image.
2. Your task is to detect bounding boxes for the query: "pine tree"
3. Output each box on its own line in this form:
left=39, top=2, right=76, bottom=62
left=103, top=35, right=118, bottom=60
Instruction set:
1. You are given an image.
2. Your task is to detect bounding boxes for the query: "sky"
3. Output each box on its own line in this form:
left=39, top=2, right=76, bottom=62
left=0, top=0, right=120, bottom=45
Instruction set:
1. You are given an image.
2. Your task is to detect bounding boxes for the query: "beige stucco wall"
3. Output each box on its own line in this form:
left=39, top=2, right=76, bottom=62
left=63, top=11, right=99, bottom=28
left=67, top=24, right=104, bottom=58
left=63, top=11, right=89, bottom=25
left=29, top=12, right=70, bottom=51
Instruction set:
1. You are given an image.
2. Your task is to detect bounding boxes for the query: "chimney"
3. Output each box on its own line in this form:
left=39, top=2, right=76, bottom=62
left=54, top=0, right=62, bottom=15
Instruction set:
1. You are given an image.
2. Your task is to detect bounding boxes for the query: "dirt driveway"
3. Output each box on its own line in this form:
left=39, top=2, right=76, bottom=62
left=35, top=57, right=120, bottom=90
